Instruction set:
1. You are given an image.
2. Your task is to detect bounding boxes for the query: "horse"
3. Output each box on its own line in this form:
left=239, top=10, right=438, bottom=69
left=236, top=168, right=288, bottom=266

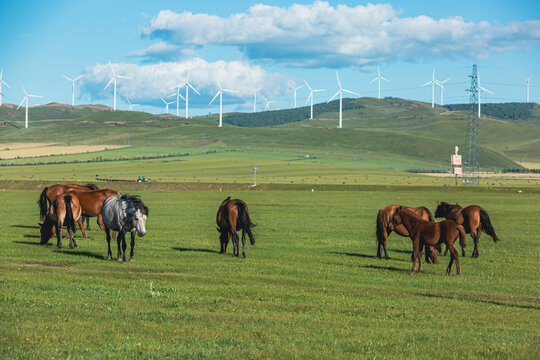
left=38, top=183, right=99, bottom=229
left=376, top=205, right=440, bottom=263
left=102, top=194, right=149, bottom=263
left=66, top=188, right=121, bottom=230
left=39, top=193, right=82, bottom=249
left=435, top=201, right=499, bottom=258
left=216, top=197, right=256, bottom=258
left=392, top=207, right=467, bottom=276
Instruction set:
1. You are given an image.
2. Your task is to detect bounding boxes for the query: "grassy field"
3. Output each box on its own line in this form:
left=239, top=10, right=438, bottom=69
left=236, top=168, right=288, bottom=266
left=0, top=184, right=539, bottom=359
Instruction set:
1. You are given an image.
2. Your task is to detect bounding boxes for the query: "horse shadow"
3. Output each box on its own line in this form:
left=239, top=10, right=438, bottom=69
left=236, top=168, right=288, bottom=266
left=11, top=224, right=40, bottom=229
left=359, top=264, right=410, bottom=273
left=13, top=240, right=43, bottom=246
left=23, top=234, right=41, bottom=239
left=416, top=293, right=540, bottom=311
left=173, top=247, right=219, bottom=254
left=329, top=251, right=407, bottom=262
left=53, top=249, right=106, bottom=260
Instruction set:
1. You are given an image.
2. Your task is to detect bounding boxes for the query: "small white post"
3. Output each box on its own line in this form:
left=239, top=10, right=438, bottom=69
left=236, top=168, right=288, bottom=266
left=253, top=167, right=258, bottom=186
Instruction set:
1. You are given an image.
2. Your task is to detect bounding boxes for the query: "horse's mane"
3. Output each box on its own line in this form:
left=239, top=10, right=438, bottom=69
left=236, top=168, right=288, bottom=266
left=121, top=194, right=149, bottom=215
left=84, top=183, right=99, bottom=190
left=419, top=206, right=435, bottom=222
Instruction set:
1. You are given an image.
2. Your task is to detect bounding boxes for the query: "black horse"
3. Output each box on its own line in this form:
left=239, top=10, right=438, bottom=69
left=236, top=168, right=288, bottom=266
left=216, top=197, right=256, bottom=258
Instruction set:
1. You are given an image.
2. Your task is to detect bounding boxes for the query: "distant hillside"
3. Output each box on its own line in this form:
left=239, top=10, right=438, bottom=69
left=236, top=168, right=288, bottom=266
left=224, top=98, right=364, bottom=127
left=445, top=102, right=540, bottom=123
left=0, top=103, right=110, bottom=127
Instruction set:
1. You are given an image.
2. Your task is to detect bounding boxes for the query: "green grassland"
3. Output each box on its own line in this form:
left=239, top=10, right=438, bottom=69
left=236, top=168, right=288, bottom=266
left=0, top=186, right=538, bottom=359
left=1, top=98, right=539, bottom=169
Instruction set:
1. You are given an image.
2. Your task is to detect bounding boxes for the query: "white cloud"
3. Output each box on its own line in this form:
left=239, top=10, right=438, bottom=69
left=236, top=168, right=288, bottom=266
left=126, top=42, right=195, bottom=61
left=78, top=58, right=287, bottom=108
left=142, top=1, right=540, bottom=67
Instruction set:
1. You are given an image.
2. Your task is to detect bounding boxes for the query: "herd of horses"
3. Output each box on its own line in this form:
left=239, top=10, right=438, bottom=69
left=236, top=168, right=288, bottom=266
left=36, top=182, right=499, bottom=275
left=376, top=202, right=499, bottom=275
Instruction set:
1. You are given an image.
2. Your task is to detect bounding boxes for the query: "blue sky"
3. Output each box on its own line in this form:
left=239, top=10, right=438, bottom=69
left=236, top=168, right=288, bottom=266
left=1, top=0, right=539, bottom=115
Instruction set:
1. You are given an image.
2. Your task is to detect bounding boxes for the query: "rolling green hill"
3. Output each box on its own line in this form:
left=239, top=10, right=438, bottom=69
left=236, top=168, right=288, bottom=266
left=0, top=98, right=538, bottom=170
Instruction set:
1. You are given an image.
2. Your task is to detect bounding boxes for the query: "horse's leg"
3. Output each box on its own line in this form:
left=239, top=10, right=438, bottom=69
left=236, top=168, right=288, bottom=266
left=471, top=230, right=479, bottom=258
left=121, top=231, right=127, bottom=263
left=117, top=231, right=123, bottom=261
left=56, top=223, right=62, bottom=249
left=97, top=214, right=105, bottom=231
left=241, top=230, right=246, bottom=258
left=383, top=232, right=390, bottom=260
left=411, top=238, right=419, bottom=275
left=443, top=244, right=449, bottom=256
left=85, top=216, right=91, bottom=230
left=129, top=230, right=135, bottom=261
left=232, top=231, right=239, bottom=257
left=68, top=228, right=75, bottom=249
left=105, top=227, right=112, bottom=259
left=418, top=242, right=423, bottom=273
left=446, top=242, right=460, bottom=276
left=77, top=218, right=87, bottom=241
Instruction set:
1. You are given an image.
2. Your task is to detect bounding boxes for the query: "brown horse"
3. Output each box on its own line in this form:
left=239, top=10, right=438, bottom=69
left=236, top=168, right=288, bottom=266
left=435, top=201, right=499, bottom=258
left=38, top=183, right=99, bottom=229
left=392, top=207, right=467, bottom=276
left=376, top=205, right=440, bottom=263
left=66, top=188, right=121, bottom=230
left=40, top=193, right=82, bottom=249
left=216, top=197, right=255, bottom=258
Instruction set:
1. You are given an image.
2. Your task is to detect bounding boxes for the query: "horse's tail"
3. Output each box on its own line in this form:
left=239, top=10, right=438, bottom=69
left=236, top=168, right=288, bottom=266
left=85, top=183, right=99, bottom=190
left=422, top=206, right=436, bottom=222
left=457, top=225, right=467, bottom=250
left=479, top=209, right=499, bottom=242
left=38, top=187, right=49, bottom=220
left=237, top=202, right=255, bottom=245
left=63, top=195, right=76, bottom=233
left=376, top=209, right=386, bottom=245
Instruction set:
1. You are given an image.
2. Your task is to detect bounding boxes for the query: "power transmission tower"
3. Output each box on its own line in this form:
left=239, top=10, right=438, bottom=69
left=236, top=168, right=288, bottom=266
left=465, top=64, right=479, bottom=185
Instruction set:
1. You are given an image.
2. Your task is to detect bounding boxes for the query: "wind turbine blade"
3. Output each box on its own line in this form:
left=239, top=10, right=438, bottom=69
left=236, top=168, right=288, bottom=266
left=370, top=77, right=378, bottom=83
left=74, top=75, right=85, bottom=81
left=343, top=89, right=360, bottom=96
left=260, top=94, right=268, bottom=102
left=209, top=91, right=220, bottom=105
left=20, top=83, right=27, bottom=95
left=442, top=77, right=451, bottom=83
left=108, top=60, right=116, bottom=76
left=62, top=74, right=73, bottom=81
left=168, top=93, right=177, bottom=98
left=306, top=92, right=312, bottom=104
left=104, top=78, right=114, bottom=90
left=186, top=71, right=191, bottom=83
left=303, top=79, right=312, bottom=91
left=214, top=75, right=222, bottom=90
left=161, top=97, right=167, bottom=104
left=1, top=80, right=11, bottom=88
left=28, top=94, right=43, bottom=98
left=295, top=85, right=304, bottom=90
left=17, top=97, right=26, bottom=110
left=116, top=75, right=130, bottom=80
left=421, top=81, right=432, bottom=87
left=222, top=88, right=237, bottom=93
left=380, top=76, right=389, bottom=82
left=335, top=71, right=342, bottom=89
left=313, top=89, right=325, bottom=92
left=481, top=87, right=494, bottom=95
left=188, top=83, right=200, bottom=95
left=327, top=90, right=340, bottom=103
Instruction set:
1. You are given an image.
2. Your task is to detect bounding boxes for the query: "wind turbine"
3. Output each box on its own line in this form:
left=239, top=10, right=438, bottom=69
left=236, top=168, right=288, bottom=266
left=435, top=77, right=451, bottom=105
left=370, top=65, right=388, bottom=99
left=525, top=78, right=531, bottom=103
left=249, top=86, right=263, bottom=112
left=161, top=97, right=176, bottom=114
left=126, top=98, right=140, bottom=111
left=303, top=79, right=325, bottom=120
left=289, top=83, right=304, bottom=108
left=209, top=76, right=237, bottom=128
left=327, top=71, right=359, bottom=129
left=171, top=71, right=199, bottom=118
left=104, top=60, right=130, bottom=111
left=62, top=74, right=84, bottom=106
left=477, top=72, right=493, bottom=118
left=260, top=94, right=278, bottom=111
left=0, top=68, right=10, bottom=106
left=169, top=86, right=186, bottom=117
left=17, top=84, right=43, bottom=129
left=422, top=67, right=437, bottom=108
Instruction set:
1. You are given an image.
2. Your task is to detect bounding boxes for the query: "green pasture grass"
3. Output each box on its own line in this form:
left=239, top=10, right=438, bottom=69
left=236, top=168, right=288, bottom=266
left=0, top=186, right=539, bottom=359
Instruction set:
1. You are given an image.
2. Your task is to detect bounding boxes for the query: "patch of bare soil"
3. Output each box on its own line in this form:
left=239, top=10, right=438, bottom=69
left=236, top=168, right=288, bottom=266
left=0, top=143, right=126, bottom=159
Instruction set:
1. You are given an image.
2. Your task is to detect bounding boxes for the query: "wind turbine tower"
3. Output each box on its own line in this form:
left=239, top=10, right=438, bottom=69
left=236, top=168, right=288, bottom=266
left=261, top=94, right=277, bottom=111
left=289, top=84, right=304, bottom=108
left=161, top=97, right=176, bottom=114
left=0, top=68, right=10, bottom=106
left=17, top=84, right=43, bottom=129
left=104, top=60, right=130, bottom=111
left=476, top=72, right=493, bottom=118
left=422, top=67, right=438, bottom=108
left=62, top=74, right=84, bottom=106
left=525, top=78, right=531, bottom=103
left=436, top=77, right=451, bottom=105
left=172, top=71, right=199, bottom=118
left=370, top=65, right=388, bottom=99
left=250, top=87, right=263, bottom=112
left=327, top=71, right=359, bottom=129
left=169, top=86, right=186, bottom=117
left=209, top=76, right=237, bottom=127
left=303, top=80, right=325, bottom=120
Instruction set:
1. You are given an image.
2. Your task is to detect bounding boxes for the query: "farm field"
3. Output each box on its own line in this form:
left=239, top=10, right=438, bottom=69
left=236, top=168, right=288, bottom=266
left=0, top=185, right=538, bottom=359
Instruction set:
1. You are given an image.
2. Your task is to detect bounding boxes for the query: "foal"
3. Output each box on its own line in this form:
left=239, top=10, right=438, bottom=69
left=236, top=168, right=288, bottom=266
left=216, top=197, right=256, bottom=258
left=392, top=207, right=466, bottom=276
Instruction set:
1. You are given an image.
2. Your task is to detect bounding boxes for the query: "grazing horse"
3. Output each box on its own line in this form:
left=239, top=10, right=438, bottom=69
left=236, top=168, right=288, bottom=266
left=66, top=188, right=121, bottom=230
left=435, top=201, right=499, bottom=258
left=102, top=194, right=148, bottom=263
left=392, top=207, right=467, bottom=276
left=40, top=194, right=82, bottom=249
left=38, top=183, right=99, bottom=229
left=216, top=197, right=256, bottom=258
left=376, top=205, right=440, bottom=263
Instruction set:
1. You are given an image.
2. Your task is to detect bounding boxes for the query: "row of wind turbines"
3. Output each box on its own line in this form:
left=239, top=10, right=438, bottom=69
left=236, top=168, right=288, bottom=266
left=0, top=63, right=533, bottom=129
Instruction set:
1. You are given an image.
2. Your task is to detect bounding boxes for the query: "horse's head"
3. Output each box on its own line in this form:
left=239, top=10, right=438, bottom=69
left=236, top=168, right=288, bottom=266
left=39, top=218, right=55, bottom=244
left=391, top=206, right=404, bottom=227
left=134, top=208, right=147, bottom=237
left=434, top=201, right=449, bottom=218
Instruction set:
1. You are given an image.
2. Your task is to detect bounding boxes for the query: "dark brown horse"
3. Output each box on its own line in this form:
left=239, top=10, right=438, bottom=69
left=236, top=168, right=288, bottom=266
left=66, top=188, right=121, bottom=230
left=40, top=193, right=82, bottom=249
left=38, top=183, right=99, bottom=229
left=376, top=205, right=439, bottom=263
left=392, top=207, right=467, bottom=276
left=435, top=201, right=499, bottom=258
left=216, top=197, right=255, bottom=258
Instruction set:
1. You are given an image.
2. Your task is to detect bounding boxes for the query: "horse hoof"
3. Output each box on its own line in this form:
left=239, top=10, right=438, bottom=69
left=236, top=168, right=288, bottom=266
left=117, top=258, right=122, bottom=262
left=410, top=271, right=415, bottom=275
left=130, top=257, right=134, bottom=261
left=242, top=253, right=246, bottom=258
left=108, top=255, right=112, bottom=260
left=122, top=260, right=127, bottom=264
